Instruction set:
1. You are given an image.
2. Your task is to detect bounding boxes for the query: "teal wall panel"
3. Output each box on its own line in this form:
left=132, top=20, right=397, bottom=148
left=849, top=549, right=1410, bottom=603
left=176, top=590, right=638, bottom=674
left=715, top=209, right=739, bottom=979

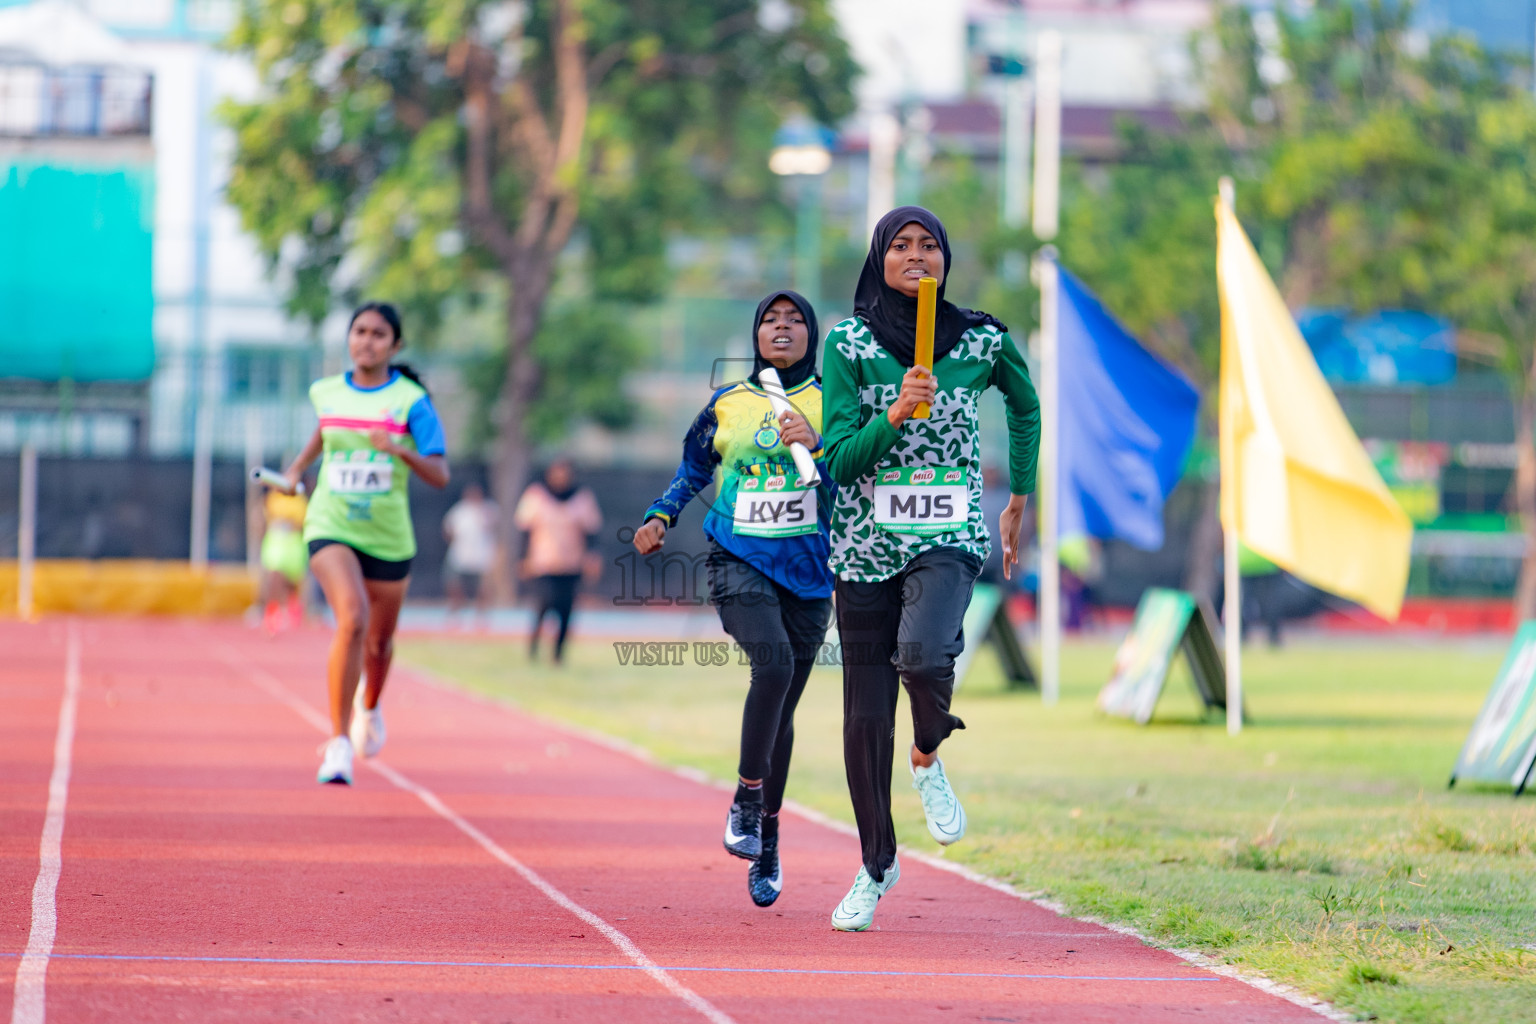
left=0, top=161, right=155, bottom=382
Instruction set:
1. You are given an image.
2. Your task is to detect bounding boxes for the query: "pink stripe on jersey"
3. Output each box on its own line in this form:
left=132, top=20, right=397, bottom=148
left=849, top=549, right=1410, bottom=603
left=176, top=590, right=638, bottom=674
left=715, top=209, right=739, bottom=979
left=319, top=416, right=409, bottom=435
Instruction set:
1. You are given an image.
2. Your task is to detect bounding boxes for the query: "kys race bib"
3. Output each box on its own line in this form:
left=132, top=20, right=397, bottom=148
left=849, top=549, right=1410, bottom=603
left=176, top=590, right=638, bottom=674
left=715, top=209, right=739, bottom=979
left=874, top=466, right=969, bottom=536
left=733, top=474, right=818, bottom=538
left=327, top=457, right=394, bottom=495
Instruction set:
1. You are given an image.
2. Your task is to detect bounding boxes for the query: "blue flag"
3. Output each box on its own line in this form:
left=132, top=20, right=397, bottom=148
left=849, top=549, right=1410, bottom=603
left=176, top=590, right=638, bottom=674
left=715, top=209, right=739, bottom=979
left=1058, top=268, right=1200, bottom=550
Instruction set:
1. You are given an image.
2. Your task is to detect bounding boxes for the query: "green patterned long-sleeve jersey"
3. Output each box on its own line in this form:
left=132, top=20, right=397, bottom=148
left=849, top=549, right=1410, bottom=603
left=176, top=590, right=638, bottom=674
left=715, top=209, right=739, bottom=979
left=820, top=316, right=1040, bottom=582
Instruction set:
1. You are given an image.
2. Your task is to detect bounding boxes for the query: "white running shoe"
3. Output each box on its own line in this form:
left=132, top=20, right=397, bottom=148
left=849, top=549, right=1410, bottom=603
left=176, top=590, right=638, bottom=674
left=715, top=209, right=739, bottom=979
left=830, top=855, right=900, bottom=932
left=349, top=701, right=386, bottom=758
left=912, top=757, right=967, bottom=845
left=317, top=735, right=354, bottom=785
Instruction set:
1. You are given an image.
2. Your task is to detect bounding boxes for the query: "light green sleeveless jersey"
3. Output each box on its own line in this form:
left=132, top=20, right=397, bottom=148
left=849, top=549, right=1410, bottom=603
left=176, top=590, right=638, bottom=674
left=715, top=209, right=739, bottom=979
left=303, top=372, right=430, bottom=561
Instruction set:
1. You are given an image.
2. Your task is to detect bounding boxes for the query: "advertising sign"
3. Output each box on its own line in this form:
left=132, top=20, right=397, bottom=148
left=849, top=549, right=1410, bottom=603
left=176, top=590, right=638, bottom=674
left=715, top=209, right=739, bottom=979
left=1098, top=588, right=1230, bottom=724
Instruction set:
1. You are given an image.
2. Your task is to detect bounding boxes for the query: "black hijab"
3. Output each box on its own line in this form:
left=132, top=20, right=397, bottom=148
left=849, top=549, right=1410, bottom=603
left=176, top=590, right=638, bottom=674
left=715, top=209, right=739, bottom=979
left=748, top=289, right=820, bottom=390
left=543, top=462, right=578, bottom=502
left=854, top=206, right=1005, bottom=366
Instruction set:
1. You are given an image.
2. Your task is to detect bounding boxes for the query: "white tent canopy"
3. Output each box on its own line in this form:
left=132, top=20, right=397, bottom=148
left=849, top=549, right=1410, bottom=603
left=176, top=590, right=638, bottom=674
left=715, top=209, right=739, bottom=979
left=0, top=0, right=147, bottom=70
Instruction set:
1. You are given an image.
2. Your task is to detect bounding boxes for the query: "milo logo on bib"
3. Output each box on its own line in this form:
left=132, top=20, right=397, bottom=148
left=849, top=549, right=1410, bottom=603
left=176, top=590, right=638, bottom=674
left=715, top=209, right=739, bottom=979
left=873, top=465, right=970, bottom=537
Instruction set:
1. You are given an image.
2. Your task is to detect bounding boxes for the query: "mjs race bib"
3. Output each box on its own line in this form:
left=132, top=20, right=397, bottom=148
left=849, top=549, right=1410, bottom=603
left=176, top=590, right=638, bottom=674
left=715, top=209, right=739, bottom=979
left=874, top=466, right=969, bottom=536
left=733, top=474, right=818, bottom=538
left=327, top=458, right=394, bottom=494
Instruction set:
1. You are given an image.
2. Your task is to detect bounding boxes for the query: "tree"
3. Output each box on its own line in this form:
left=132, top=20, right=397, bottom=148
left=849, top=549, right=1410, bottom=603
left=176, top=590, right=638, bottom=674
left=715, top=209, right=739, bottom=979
left=1054, top=0, right=1536, bottom=616
left=224, top=0, right=855, bottom=578
left=1248, top=2, right=1536, bottom=616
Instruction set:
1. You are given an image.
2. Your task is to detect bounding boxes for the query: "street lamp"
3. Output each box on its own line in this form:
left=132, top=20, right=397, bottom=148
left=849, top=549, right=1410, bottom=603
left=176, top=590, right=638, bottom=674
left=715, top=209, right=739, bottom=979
left=770, top=119, right=834, bottom=308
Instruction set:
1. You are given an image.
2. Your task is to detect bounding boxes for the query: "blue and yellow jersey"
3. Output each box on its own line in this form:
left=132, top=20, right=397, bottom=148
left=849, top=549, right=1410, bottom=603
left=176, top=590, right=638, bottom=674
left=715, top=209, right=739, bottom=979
left=645, top=377, right=834, bottom=598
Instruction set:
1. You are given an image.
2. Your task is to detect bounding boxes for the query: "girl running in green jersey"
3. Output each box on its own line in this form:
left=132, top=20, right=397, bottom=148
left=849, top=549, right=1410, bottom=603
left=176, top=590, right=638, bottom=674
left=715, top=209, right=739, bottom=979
left=281, top=302, right=450, bottom=784
left=821, top=208, right=1039, bottom=931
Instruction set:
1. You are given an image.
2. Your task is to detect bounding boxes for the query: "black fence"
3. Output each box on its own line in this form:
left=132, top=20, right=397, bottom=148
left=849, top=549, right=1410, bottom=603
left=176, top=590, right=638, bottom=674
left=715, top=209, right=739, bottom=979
left=0, top=454, right=1204, bottom=605
left=0, top=453, right=1509, bottom=605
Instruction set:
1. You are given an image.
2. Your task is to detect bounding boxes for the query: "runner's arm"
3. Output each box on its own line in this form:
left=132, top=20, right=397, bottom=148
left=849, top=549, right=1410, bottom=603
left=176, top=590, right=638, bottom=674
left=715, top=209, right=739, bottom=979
left=283, top=428, right=324, bottom=493
left=643, top=401, right=721, bottom=528
left=993, top=331, right=1039, bottom=580
left=372, top=393, right=450, bottom=488
left=992, top=332, right=1040, bottom=497
left=372, top=434, right=450, bottom=489
left=821, top=330, right=900, bottom=487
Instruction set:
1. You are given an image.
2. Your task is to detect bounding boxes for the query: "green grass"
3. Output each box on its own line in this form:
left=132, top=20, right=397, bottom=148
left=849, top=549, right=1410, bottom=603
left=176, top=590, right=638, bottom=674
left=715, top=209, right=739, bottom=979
left=400, top=632, right=1536, bottom=1024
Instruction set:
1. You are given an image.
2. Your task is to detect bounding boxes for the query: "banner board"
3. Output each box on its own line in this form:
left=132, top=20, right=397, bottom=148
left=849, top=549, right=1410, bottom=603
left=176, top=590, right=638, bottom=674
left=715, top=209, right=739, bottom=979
left=1098, top=588, right=1230, bottom=724
left=1450, top=622, right=1536, bottom=794
left=954, top=583, right=1036, bottom=690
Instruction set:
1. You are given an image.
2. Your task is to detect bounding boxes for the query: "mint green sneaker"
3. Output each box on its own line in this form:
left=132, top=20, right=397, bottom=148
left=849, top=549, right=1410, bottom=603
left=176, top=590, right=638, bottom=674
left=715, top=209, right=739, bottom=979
left=830, top=855, right=900, bottom=932
left=912, top=757, right=966, bottom=845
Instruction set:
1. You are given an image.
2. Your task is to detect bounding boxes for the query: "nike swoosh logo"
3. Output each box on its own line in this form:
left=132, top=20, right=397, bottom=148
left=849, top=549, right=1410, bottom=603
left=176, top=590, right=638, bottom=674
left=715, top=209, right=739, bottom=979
left=724, top=823, right=748, bottom=845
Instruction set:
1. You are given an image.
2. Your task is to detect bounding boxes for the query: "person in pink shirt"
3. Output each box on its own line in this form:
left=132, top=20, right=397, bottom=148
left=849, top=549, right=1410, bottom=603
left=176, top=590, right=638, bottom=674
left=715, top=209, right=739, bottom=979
left=515, top=459, right=602, bottom=663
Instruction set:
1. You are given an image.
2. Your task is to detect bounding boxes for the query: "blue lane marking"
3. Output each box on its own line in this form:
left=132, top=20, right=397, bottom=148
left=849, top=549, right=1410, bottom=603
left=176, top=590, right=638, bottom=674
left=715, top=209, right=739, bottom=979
left=0, top=951, right=1218, bottom=983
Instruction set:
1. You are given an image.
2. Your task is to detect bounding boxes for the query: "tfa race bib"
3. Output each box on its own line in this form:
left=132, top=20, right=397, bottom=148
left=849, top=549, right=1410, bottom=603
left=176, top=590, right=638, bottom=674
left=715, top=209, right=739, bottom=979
left=327, top=458, right=394, bottom=495
left=733, top=474, right=818, bottom=538
left=874, top=466, right=969, bottom=536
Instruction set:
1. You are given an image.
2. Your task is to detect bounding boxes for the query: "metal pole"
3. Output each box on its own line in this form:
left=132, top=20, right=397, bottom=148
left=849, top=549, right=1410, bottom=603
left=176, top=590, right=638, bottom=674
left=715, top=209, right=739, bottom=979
left=1031, top=29, right=1063, bottom=705
left=245, top=406, right=263, bottom=577
left=1003, top=77, right=1034, bottom=229
left=1219, top=175, right=1243, bottom=736
left=189, top=55, right=214, bottom=570
left=1001, top=3, right=1034, bottom=232
left=18, top=442, right=37, bottom=620
left=1035, top=249, right=1061, bottom=704
left=794, top=173, right=823, bottom=310
left=1030, top=31, right=1062, bottom=241
left=866, top=111, right=899, bottom=238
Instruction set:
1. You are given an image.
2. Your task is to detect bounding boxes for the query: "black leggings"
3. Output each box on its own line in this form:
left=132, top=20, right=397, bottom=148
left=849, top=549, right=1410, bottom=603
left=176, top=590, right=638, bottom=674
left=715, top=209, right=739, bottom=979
left=530, top=575, right=580, bottom=660
left=708, top=545, right=832, bottom=814
left=835, top=546, right=980, bottom=882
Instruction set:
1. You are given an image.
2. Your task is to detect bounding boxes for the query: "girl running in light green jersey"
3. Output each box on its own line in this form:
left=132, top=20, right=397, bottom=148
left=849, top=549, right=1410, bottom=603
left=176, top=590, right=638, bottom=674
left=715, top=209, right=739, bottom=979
left=281, top=302, right=450, bottom=785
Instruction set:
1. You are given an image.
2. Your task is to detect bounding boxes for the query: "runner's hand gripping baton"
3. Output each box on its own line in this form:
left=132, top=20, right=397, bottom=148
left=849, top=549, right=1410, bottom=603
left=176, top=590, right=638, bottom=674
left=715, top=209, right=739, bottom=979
left=913, top=275, right=938, bottom=419
left=250, top=467, right=305, bottom=496
left=757, top=367, right=821, bottom=488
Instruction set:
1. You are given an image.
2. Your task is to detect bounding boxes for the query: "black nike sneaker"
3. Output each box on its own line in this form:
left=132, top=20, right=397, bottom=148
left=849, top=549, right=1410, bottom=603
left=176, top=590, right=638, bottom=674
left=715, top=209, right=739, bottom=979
left=722, top=800, right=762, bottom=860
left=748, top=832, right=782, bottom=907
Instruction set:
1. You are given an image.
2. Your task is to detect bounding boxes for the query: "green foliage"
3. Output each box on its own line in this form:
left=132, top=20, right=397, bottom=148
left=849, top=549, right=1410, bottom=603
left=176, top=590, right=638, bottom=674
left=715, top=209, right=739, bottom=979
left=465, top=301, right=642, bottom=452
left=1059, top=125, right=1239, bottom=384
left=1344, top=961, right=1402, bottom=987
left=1047, top=0, right=1536, bottom=390
left=223, top=0, right=856, bottom=444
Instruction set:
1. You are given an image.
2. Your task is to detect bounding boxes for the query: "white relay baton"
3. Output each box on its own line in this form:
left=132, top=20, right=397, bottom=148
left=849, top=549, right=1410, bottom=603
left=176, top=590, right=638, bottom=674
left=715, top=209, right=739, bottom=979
left=250, top=467, right=305, bottom=496
left=757, top=367, right=820, bottom=488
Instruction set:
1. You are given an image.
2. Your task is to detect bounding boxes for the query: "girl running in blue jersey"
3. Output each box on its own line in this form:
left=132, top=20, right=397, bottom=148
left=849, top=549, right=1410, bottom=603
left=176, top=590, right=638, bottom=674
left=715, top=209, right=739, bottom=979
left=633, top=290, right=833, bottom=907
left=281, top=302, right=451, bottom=785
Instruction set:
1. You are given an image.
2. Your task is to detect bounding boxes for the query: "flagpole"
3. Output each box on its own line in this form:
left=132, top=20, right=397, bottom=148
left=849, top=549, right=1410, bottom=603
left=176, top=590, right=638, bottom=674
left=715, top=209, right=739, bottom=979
left=1218, top=175, right=1242, bottom=736
left=1034, top=249, right=1060, bottom=705
left=1032, top=30, right=1063, bottom=705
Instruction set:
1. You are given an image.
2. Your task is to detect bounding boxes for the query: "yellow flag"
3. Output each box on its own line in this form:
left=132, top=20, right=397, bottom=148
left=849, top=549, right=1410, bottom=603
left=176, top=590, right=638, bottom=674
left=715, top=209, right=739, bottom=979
left=1216, top=201, right=1413, bottom=620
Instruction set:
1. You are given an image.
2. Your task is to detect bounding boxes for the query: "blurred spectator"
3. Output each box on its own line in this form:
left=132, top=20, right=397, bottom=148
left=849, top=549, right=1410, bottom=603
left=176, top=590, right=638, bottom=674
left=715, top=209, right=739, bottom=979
left=443, top=482, right=500, bottom=624
left=259, top=489, right=309, bottom=633
left=515, top=459, right=603, bottom=664
left=1058, top=533, right=1102, bottom=632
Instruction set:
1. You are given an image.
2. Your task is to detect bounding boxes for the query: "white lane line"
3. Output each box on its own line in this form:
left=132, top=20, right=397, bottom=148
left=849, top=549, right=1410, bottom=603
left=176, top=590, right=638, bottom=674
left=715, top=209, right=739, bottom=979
left=227, top=656, right=736, bottom=1024
left=403, top=663, right=1345, bottom=1022
left=10, top=622, right=82, bottom=1024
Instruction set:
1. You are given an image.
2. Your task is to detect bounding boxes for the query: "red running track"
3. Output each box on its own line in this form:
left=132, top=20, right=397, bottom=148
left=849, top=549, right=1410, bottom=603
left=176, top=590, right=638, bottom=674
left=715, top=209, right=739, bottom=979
left=1, top=618, right=1333, bottom=1023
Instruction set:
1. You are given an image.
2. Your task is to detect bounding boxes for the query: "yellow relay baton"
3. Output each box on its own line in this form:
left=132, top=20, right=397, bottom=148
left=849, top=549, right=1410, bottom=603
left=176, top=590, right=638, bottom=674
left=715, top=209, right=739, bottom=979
left=913, top=275, right=937, bottom=419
